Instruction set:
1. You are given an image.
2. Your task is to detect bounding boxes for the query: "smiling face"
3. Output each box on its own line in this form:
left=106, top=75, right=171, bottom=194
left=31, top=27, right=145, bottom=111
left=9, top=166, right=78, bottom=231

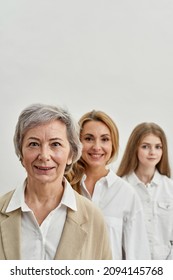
left=21, top=120, right=72, bottom=186
left=80, top=120, right=112, bottom=170
left=137, top=133, right=163, bottom=170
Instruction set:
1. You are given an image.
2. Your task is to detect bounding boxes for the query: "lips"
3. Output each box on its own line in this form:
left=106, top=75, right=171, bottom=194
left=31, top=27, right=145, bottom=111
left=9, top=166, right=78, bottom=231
left=35, top=166, right=55, bottom=170
left=89, top=153, right=103, bottom=159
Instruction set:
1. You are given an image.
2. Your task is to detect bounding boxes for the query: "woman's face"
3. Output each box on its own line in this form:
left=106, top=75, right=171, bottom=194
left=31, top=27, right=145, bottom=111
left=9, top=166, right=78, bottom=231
left=137, top=133, right=163, bottom=169
left=80, top=120, right=112, bottom=168
left=21, top=120, right=72, bottom=185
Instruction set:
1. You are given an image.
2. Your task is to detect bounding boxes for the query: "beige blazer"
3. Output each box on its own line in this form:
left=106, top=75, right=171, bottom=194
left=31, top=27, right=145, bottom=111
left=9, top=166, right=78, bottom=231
left=0, top=190, right=112, bottom=260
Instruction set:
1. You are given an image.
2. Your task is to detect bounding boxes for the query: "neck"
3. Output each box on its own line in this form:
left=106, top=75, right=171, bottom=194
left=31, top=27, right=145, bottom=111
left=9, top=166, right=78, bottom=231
left=84, top=166, right=109, bottom=196
left=24, top=178, right=64, bottom=204
left=24, top=179, right=65, bottom=225
left=135, top=167, right=155, bottom=184
left=85, top=166, right=109, bottom=181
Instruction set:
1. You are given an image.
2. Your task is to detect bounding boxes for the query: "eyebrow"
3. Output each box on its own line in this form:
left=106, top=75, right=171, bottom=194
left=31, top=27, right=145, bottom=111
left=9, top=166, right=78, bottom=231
left=27, top=137, right=63, bottom=142
left=141, top=141, right=162, bottom=145
left=83, top=133, right=111, bottom=137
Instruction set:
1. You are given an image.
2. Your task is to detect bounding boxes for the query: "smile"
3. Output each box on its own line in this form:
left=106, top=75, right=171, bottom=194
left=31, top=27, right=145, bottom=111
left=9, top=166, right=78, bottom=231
left=89, top=153, right=103, bottom=158
left=35, top=166, right=54, bottom=170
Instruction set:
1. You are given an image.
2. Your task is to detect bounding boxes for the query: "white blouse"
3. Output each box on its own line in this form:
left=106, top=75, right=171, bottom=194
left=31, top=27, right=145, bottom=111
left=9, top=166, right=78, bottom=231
left=80, top=169, right=151, bottom=260
left=6, top=178, right=77, bottom=260
left=123, top=170, right=173, bottom=259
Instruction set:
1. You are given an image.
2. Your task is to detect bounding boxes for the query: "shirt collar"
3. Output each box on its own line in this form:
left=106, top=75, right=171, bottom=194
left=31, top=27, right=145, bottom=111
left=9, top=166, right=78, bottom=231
left=127, top=170, right=160, bottom=187
left=5, top=180, right=26, bottom=213
left=150, top=169, right=160, bottom=186
left=61, top=178, right=77, bottom=211
left=128, top=172, right=142, bottom=185
left=106, top=169, right=119, bottom=186
left=5, top=177, right=77, bottom=213
left=81, top=168, right=118, bottom=190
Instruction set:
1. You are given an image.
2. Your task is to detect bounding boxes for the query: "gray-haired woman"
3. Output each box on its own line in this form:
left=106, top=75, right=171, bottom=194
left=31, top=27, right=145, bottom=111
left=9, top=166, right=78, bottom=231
left=0, top=103, right=112, bottom=260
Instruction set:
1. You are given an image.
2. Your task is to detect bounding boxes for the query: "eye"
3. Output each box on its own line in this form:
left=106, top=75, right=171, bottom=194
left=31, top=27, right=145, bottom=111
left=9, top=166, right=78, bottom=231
left=156, top=145, right=162, bottom=149
left=51, top=142, right=61, bottom=147
left=29, top=142, right=39, bottom=147
left=141, top=144, right=149, bottom=149
left=84, top=136, right=93, bottom=142
left=101, top=137, right=110, bottom=142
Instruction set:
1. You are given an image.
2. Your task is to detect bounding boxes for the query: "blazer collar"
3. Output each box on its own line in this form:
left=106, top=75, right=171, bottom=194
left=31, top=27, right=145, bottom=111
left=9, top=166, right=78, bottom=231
left=0, top=208, right=21, bottom=259
left=0, top=190, right=89, bottom=260
left=54, top=192, right=89, bottom=259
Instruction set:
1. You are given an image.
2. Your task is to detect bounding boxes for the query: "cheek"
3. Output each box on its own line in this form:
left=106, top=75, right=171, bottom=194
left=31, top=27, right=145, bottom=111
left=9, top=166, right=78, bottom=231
left=22, top=150, right=38, bottom=165
left=21, top=157, right=29, bottom=169
left=158, top=151, right=163, bottom=160
left=105, top=144, right=113, bottom=155
left=81, top=149, right=87, bottom=160
left=21, top=155, right=32, bottom=167
left=82, top=146, right=87, bottom=154
left=137, top=150, right=145, bottom=161
left=81, top=142, right=89, bottom=153
left=81, top=146, right=89, bottom=160
left=53, top=151, right=71, bottom=163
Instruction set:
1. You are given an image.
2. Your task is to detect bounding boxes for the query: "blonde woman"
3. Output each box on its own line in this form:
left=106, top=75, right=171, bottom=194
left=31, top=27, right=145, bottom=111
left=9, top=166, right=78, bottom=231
left=66, top=110, right=151, bottom=259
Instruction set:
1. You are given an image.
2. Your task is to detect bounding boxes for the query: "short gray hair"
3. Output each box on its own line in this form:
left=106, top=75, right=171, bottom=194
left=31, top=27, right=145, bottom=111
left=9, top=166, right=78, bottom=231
left=13, top=103, right=82, bottom=173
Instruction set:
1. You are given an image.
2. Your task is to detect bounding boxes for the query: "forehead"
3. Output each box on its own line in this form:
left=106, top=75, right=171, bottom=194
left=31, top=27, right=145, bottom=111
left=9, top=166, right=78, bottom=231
left=141, top=133, right=161, bottom=143
left=82, top=120, right=110, bottom=134
left=24, top=120, right=67, bottom=138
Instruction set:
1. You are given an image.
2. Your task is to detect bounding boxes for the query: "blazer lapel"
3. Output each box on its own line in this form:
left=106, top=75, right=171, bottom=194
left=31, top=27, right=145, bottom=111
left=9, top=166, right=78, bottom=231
left=55, top=194, right=89, bottom=259
left=1, top=209, right=21, bottom=260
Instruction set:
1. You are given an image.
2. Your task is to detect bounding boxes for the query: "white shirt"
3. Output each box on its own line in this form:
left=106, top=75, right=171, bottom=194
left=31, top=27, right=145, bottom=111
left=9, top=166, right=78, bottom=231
left=5, top=178, right=77, bottom=260
left=123, top=170, right=173, bottom=259
left=80, top=169, right=151, bottom=259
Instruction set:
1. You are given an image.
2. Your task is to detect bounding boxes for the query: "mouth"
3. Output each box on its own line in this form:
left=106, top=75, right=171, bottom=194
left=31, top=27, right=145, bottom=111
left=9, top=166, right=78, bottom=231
left=34, top=166, right=55, bottom=170
left=147, top=158, right=158, bottom=162
left=88, top=153, right=104, bottom=159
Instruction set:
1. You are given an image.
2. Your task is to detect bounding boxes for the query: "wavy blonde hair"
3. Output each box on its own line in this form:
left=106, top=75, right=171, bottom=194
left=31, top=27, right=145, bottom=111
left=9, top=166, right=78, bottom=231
left=66, top=110, right=119, bottom=193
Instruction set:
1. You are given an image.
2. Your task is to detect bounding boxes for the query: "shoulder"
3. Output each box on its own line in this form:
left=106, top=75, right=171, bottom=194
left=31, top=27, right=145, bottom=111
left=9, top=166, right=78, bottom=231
left=74, top=190, right=106, bottom=223
left=74, top=190, right=100, bottom=212
left=0, top=190, right=15, bottom=212
left=160, top=174, right=173, bottom=186
left=110, top=171, right=138, bottom=194
left=108, top=173, right=144, bottom=209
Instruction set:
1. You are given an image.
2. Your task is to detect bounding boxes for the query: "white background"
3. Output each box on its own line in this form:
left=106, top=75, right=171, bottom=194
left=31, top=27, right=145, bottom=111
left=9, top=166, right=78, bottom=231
left=0, top=0, right=173, bottom=195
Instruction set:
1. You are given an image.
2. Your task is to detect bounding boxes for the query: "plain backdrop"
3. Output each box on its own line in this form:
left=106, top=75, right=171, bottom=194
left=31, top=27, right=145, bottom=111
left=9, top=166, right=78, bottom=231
left=0, top=0, right=173, bottom=195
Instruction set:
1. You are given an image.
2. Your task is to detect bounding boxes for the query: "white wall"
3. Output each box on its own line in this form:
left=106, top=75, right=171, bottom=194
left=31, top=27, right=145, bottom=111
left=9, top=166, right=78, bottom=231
left=1, top=0, right=173, bottom=195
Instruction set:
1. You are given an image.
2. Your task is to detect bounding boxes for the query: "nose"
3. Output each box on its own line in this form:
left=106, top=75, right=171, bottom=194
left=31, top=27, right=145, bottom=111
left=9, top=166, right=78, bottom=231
left=149, top=147, right=155, bottom=154
left=38, top=146, right=51, bottom=161
left=92, top=140, right=101, bottom=150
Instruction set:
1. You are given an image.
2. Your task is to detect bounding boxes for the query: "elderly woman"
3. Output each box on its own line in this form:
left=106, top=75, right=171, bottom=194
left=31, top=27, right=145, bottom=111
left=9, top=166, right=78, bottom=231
left=0, top=103, right=112, bottom=260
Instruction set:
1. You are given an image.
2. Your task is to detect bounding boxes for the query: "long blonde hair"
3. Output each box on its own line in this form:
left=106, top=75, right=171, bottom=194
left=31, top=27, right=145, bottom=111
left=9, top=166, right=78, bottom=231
left=117, top=122, right=171, bottom=177
left=66, top=110, right=119, bottom=193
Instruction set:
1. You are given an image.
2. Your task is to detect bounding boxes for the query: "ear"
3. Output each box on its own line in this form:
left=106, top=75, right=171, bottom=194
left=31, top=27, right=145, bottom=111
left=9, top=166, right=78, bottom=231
left=67, top=157, right=73, bottom=165
left=20, top=157, right=25, bottom=168
left=67, top=153, right=73, bottom=165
